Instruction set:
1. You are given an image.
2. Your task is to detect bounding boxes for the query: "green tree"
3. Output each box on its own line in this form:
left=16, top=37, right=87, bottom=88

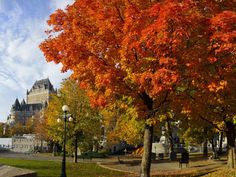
left=0, top=123, right=11, bottom=137
left=44, top=79, right=101, bottom=162
left=101, top=96, right=144, bottom=147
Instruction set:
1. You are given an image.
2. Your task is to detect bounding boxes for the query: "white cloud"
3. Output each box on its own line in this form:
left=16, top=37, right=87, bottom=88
left=49, top=0, right=75, bottom=11
left=0, top=1, right=72, bottom=122
left=0, top=1, right=23, bottom=24
left=7, top=2, right=23, bottom=22
left=42, top=63, right=71, bottom=87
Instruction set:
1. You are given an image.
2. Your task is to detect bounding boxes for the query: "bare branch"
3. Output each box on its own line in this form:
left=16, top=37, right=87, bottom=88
left=199, top=115, right=224, bottom=132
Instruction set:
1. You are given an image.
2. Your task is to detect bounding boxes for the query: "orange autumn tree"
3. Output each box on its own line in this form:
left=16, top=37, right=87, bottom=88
left=205, top=10, right=236, bottom=168
left=166, top=0, right=236, bottom=167
left=176, top=9, right=236, bottom=168
left=40, top=0, right=235, bottom=176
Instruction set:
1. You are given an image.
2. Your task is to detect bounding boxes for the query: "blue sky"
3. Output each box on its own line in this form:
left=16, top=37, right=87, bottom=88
left=0, top=0, right=74, bottom=122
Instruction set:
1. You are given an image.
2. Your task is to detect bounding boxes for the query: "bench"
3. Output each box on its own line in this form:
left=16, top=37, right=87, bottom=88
left=209, top=151, right=220, bottom=160
left=179, top=151, right=189, bottom=168
left=82, top=156, right=92, bottom=161
left=80, top=153, right=92, bottom=161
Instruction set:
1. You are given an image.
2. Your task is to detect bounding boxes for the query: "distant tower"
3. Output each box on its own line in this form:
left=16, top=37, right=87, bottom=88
left=26, top=78, right=55, bottom=104
left=7, top=98, right=21, bottom=125
left=7, top=78, right=55, bottom=126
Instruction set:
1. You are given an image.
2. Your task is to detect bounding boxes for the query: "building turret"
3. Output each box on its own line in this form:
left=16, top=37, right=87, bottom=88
left=11, top=98, right=21, bottom=111
left=21, top=99, right=26, bottom=105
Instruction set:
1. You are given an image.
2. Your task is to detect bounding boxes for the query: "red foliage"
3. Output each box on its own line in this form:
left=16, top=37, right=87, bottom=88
left=40, top=0, right=235, bottom=117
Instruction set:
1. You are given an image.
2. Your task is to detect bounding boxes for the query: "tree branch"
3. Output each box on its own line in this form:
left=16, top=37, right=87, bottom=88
left=149, top=91, right=169, bottom=116
left=115, top=5, right=124, bottom=23
left=199, top=115, right=224, bottom=132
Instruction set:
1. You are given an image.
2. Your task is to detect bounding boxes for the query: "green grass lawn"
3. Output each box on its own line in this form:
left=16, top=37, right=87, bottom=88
left=0, top=158, right=128, bottom=177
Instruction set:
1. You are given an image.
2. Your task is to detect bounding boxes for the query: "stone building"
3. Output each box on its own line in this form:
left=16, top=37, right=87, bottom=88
left=12, top=134, right=49, bottom=153
left=7, top=78, right=55, bottom=125
left=27, top=78, right=54, bottom=104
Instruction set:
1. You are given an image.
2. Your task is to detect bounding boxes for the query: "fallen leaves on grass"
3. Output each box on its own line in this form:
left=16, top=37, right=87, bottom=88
left=203, top=168, right=236, bottom=177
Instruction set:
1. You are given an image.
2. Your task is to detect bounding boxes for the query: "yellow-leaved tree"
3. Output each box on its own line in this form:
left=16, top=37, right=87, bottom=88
left=101, top=96, right=144, bottom=147
left=44, top=79, right=101, bottom=163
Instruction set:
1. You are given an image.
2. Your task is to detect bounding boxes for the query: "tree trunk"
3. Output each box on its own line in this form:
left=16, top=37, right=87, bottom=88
left=211, top=138, right=215, bottom=152
left=226, top=121, right=236, bottom=168
left=166, top=118, right=174, bottom=152
left=74, top=136, right=78, bottom=163
left=203, top=128, right=208, bottom=157
left=40, top=140, right=43, bottom=152
left=52, top=142, right=55, bottom=157
left=140, top=124, right=153, bottom=177
left=218, top=131, right=223, bottom=155
left=203, top=141, right=208, bottom=157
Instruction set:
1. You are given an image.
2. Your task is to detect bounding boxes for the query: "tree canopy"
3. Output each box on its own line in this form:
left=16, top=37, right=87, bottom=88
left=44, top=79, right=101, bottom=153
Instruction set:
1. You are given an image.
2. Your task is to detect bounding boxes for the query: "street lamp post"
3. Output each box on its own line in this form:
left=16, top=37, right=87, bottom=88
left=58, top=105, right=73, bottom=177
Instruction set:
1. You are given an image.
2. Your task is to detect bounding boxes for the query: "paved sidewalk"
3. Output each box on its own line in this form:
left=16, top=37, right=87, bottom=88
left=99, top=157, right=226, bottom=176
left=0, top=152, right=117, bottom=163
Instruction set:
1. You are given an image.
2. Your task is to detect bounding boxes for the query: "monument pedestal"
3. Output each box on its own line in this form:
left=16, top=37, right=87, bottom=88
left=0, top=165, right=37, bottom=177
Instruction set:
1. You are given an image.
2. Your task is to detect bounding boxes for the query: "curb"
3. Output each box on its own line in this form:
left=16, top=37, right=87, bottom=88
left=97, top=162, right=137, bottom=175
